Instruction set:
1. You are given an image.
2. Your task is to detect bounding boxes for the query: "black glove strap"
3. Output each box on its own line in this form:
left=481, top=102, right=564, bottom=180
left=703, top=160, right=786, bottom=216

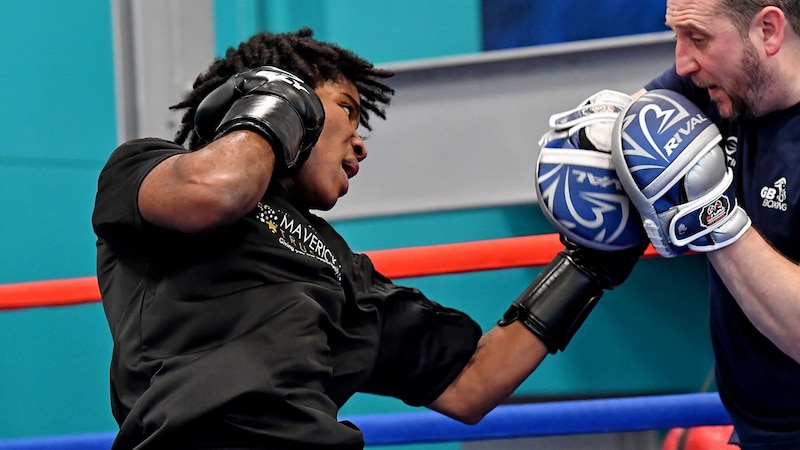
left=498, top=250, right=603, bottom=354
left=217, top=95, right=305, bottom=171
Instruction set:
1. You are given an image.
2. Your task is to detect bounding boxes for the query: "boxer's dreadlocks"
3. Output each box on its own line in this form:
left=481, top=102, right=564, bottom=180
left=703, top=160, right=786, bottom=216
left=171, top=27, right=395, bottom=149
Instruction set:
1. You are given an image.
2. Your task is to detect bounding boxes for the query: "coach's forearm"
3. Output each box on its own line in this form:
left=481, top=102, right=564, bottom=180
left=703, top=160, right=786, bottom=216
left=709, top=228, right=800, bottom=362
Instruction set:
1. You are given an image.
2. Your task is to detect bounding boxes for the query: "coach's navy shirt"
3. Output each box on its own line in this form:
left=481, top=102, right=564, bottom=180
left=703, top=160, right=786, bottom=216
left=647, top=67, right=800, bottom=449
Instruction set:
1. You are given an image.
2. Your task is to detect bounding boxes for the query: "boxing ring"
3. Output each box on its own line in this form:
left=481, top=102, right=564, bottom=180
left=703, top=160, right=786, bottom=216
left=0, top=233, right=731, bottom=449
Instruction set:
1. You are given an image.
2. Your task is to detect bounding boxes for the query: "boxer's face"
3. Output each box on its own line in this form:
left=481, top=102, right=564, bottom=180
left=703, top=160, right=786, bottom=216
left=290, top=78, right=366, bottom=210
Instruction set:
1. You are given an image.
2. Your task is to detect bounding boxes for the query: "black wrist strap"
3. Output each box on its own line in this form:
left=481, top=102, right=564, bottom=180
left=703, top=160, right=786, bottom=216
left=498, top=250, right=603, bottom=354
left=216, top=95, right=304, bottom=171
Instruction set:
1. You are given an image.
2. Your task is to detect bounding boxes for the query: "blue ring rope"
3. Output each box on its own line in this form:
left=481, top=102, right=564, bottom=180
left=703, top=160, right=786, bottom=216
left=0, top=392, right=730, bottom=449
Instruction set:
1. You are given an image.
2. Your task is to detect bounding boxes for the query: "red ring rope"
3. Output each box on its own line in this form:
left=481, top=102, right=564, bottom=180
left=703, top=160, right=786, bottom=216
left=0, top=276, right=101, bottom=310
left=0, top=233, right=658, bottom=311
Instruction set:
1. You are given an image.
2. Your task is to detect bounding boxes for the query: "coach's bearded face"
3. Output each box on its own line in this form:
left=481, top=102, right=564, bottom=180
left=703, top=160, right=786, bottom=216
left=699, top=38, right=774, bottom=120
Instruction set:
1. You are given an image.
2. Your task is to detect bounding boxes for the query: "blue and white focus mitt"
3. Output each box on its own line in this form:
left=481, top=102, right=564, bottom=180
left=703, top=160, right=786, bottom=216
left=611, top=89, right=751, bottom=258
left=505, top=90, right=648, bottom=354
left=535, top=90, right=647, bottom=251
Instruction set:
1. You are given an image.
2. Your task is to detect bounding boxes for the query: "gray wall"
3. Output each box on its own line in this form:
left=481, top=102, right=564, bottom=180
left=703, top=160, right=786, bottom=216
left=331, top=33, right=675, bottom=220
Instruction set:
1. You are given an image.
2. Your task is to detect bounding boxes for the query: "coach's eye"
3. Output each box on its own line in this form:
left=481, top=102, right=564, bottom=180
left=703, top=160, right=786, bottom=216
left=690, top=34, right=707, bottom=45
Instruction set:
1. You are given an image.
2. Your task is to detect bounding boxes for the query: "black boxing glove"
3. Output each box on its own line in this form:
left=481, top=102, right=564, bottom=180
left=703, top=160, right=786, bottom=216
left=195, top=66, right=325, bottom=171
left=498, top=237, right=646, bottom=353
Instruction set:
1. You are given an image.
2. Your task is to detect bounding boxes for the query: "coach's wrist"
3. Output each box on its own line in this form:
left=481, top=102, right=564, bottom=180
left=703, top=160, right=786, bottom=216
left=688, top=204, right=751, bottom=253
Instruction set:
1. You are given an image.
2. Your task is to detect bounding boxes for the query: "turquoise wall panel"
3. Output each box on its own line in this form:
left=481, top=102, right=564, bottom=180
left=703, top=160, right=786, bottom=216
left=0, top=0, right=117, bottom=440
left=0, top=304, right=115, bottom=438
left=0, top=0, right=115, bottom=284
left=0, top=165, right=102, bottom=284
left=213, top=0, right=482, bottom=64
left=333, top=204, right=554, bottom=251
left=0, top=1, right=117, bottom=161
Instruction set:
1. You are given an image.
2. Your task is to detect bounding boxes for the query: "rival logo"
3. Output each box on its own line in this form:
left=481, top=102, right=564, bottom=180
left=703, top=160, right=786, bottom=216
left=700, top=196, right=730, bottom=227
left=571, top=168, right=623, bottom=191
left=537, top=161, right=639, bottom=248
left=663, top=114, right=709, bottom=156
left=620, top=90, right=713, bottom=166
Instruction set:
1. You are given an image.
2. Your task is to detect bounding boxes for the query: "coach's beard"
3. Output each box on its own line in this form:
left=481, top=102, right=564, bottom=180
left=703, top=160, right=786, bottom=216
left=716, top=42, right=773, bottom=120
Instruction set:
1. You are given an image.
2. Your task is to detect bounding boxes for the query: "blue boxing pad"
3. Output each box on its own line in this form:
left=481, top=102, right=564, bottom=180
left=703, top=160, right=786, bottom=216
left=535, top=90, right=647, bottom=251
left=611, top=89, right=751, bottom=258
